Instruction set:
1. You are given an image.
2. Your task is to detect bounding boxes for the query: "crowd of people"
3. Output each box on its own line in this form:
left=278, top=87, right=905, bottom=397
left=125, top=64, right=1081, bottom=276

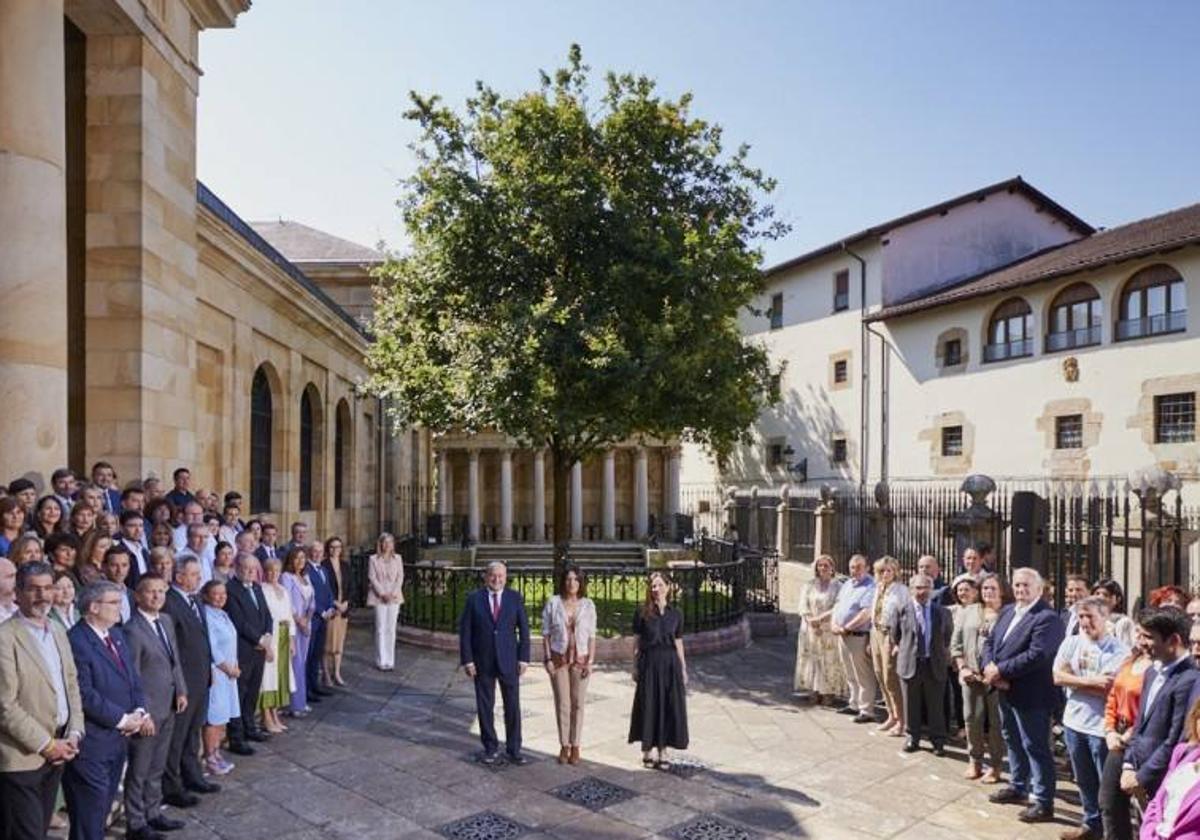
left=0, top=463, right=406, bottom=840
left=793, top=542, right=1200, bottom=840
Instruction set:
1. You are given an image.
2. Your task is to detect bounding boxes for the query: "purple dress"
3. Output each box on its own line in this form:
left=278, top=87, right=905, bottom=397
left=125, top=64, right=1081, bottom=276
left=282, top=572, right=315, bottom=713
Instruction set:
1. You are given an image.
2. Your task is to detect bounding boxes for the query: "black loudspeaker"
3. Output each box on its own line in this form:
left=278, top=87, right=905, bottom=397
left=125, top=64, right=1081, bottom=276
left=1010, top=491, right=1049, bottom=574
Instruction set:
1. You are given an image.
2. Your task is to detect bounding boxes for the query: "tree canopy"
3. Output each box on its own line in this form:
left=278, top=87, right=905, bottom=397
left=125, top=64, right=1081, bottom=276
left=365, top=45, right=786, bottom=544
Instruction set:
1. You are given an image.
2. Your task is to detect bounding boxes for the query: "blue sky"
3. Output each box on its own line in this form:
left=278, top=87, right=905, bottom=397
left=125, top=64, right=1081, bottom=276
left=196, top=1, right=1200, bottom=266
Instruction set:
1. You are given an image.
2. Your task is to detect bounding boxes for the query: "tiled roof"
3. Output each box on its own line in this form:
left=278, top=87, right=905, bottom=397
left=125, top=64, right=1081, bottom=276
left=249, top=220, right=385, bottom=265
left=763, top=176, right=1093, bottom=278
left=867, top=201, right=1200, bottom=322
left=197, top=183, right=368, bottom=339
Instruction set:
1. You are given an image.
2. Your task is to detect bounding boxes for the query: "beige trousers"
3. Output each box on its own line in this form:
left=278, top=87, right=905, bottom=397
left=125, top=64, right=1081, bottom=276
left=549, top=664, right=589, bottom=747
left=870, top=629, right=903, bottom=724
left=837, top=633, right=878, bottom=715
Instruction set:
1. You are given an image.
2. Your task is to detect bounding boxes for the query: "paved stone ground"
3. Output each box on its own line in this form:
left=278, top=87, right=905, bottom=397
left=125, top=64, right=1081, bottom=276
left=69, top=617, right=1088, bottom=839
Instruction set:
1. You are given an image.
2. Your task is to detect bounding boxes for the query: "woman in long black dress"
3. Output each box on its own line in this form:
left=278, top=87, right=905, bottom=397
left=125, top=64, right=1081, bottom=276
left=629, top=570, right=689, bottom=769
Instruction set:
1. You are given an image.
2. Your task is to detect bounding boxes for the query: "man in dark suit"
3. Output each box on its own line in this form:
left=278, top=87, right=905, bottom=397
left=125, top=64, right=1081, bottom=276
left=890, top=573, right=953, bottom=756
left=458, top=561, right=531, bottom=764
left=279, top=521, right=309, bottom=561
left=161, top=556, right=217, bottom=807
left=119, top=511, right=151, bottom=586
left=1100, top=607, right=1197, bottom=840
left=89, top=462, right=121, bottom=515
left=123, top=575, right=189, bottom=839
left=223, top=553, right=272, bottom=753
left=64, top=580, right=151, bottom=840
left=305, top=542, right=335, bottom=701
left=981, top=567, right=1066, bottom=823
left=254, top=522, right=280, bottom=563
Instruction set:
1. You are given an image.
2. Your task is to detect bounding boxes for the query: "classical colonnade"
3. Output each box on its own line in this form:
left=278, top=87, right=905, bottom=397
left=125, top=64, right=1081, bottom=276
left=435, top=442, right=682, bottom=543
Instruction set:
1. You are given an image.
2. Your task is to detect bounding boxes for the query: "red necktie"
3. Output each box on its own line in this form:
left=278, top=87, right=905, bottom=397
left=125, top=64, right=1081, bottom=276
left=491, top=593, right=500, bottom=621
left=104, top=635, right=126, bottom=673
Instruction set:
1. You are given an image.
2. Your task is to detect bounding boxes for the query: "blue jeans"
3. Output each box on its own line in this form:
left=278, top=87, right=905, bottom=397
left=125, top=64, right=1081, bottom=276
left=1064, top=727, right=1107, bottom=831
left=999, top=698, right=1056, bottom=806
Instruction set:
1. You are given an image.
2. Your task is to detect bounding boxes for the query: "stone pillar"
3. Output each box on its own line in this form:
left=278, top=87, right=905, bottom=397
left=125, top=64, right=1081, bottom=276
left=437, top=450, right=452, bottom=516
left=602, top=449, right=616, bottom=540
left=570, top=460, right=583, bottom=541
left=634, top=447, right=649, bottom=538
left=467, top=448, right=481, bottom=543
left=532, top=449, right=546, bottom=541
left=0, top=0, right=68, bottom=484
left=776, top=485, right=791, bottom=559
left=666, top=447, right=681, bottom=540
left=746, top=485, right=760, bottom=549
left=499, top=448, right=513, bottom=542
left=813, top=486, right=837, bottom=560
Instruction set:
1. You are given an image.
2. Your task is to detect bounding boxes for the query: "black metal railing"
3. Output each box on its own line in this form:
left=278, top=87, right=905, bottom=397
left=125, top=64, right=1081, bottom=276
left=983, top=338, right=1033, bottom=363
left=1046, top=325, right=1101, bottom=352
left=392, top=548, right=762, bottom=638
left=1116, top=311, right=1186, bottom=341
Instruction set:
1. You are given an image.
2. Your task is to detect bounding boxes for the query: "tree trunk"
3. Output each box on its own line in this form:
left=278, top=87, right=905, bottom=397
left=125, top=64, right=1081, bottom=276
left=551, top=447, right=572, bottom=576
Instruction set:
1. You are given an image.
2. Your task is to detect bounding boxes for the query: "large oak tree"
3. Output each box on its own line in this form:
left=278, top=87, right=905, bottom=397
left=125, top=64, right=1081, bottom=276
left=365, top=46, right=785, bottom=560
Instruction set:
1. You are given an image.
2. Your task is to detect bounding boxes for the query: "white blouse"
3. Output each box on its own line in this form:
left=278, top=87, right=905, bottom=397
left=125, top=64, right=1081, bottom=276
left=541, top=595, right=596, bottom=658
left=1159, top=758, right=1200, bottom=836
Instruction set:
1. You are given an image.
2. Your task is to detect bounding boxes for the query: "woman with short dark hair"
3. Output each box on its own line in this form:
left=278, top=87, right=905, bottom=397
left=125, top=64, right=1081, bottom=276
left=541, top=564, right=596, bottom=764
left=0, top=496, right=26, bottom=556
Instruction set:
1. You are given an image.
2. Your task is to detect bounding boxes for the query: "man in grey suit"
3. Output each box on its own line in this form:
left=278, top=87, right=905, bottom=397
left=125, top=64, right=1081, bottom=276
left=123, top=574, right=188, bottom=839
left=890, top=572, right=954, bottom=756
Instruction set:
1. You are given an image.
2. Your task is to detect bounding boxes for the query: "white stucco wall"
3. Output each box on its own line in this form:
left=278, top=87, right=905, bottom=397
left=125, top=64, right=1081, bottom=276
left=880, top=247, right=1200, bottom=496
left=881, top=189, right=1082, bottom=307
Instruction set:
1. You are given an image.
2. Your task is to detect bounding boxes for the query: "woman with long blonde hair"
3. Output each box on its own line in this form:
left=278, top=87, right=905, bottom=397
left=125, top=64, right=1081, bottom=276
left=367, top=532, right=404, bottom=671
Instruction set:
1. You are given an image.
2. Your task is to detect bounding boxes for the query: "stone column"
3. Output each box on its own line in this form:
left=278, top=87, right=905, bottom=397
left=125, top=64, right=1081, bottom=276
left=776, top=485, right=792, bottom=559
left=499, top=448, right=513, bottom=542
left=467, top=448, right=481, bottom=543
left=666, top=447, right=681, bottom=539
left=532, top=449, right=546, bottom=541
left=634, top=446, right=649, bottom=538
left=437, top=450, right=453, bottom=516
left=602, top=449, right=616, bottom=540
left=0, top=0, right=68, bottom=484
left=570, top=460, right=583, bottom=541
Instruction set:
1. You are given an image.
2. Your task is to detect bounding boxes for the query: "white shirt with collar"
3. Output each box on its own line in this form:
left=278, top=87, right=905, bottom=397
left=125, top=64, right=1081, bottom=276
left=1001, top=601, right=1035, bottom=644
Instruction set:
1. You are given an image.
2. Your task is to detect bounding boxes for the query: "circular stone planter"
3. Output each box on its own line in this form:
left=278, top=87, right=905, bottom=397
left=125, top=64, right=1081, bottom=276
left=396, top=615, right=751, bottom=662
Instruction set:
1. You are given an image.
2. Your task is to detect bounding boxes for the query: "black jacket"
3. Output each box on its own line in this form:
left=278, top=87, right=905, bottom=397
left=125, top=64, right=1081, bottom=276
left=223, top=578, right=271, bottom=666
left=163, top=587, right=213, bottom=694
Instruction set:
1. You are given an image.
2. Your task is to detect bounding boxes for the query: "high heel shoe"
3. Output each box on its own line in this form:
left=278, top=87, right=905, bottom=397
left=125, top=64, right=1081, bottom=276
left=568, top=746, right=580, bottom=765
left=557, top=746, right=570, bottom=764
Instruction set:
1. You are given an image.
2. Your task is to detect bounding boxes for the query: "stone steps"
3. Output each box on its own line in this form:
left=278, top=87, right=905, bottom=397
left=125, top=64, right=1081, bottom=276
left=474, top=542, right=645, bottom=567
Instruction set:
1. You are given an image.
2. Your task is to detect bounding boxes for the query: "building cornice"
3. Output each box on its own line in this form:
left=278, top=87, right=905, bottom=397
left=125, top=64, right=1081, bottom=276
left=184, top=0, right=251, bottom=29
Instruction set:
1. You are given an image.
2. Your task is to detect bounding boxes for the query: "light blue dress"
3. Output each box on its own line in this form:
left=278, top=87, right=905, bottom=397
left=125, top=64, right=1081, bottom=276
left=205, top=604, right=241, bottom=725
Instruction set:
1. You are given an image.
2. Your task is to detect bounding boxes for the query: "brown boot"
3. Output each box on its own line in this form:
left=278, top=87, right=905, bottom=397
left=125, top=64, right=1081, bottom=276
left=568, top=746, right=580, bottom=765
left=557, top=746, right=569, bottom=764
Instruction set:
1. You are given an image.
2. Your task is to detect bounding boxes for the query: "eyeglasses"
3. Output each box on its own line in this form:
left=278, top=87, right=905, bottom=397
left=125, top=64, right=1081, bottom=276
left=97, top=598, right=123, bottom=606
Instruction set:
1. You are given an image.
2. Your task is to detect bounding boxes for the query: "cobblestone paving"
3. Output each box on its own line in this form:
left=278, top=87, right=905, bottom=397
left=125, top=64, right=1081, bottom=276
left=71, top=618, right=1085, bottom=839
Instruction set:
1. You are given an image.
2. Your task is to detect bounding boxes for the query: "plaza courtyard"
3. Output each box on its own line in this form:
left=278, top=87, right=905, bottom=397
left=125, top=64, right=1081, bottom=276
left=77, top=619, right=1083, bottom=840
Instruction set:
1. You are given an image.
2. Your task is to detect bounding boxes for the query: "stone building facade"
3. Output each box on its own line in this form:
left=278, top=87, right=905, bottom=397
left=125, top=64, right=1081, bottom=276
left=0, top=0, right=426, bottom=545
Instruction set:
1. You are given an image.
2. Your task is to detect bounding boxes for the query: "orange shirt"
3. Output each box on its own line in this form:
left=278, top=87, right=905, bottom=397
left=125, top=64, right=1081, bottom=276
left=1105, top=654, right=1151, bottom=734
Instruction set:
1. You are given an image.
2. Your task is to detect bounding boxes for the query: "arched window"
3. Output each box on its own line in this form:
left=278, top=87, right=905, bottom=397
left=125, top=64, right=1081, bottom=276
left=1117, top=264, right=1187, bottom=340
left=299, top=389, right=315, bottom=511
left=1046, top=283, right=1102, bottom=352
left=250, top=367, right=273, bottom=513
left=334, top=399, right=350, bottom=509
left=984, top=297, right=1033, bottom=362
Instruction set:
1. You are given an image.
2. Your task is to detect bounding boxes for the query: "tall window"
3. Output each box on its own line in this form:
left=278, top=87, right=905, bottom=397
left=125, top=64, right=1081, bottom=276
left=250, top=367, right=273, bottom=513
left=769, top=292, right=783, bottom=330
left=833, top=359, right=848, bottom=383
left=299, top=389, right=314, bottom=510
left=1155, top=393, right=1196, bottom=443
left=831, top=438, right=847, bottom=464
left=1046, top=283, right=1102, bottom=352
left=833, top=270, right=850, bottom=312
left=984, top=298, right=1033, bottom=362
left=943, top=338, right=962, bottom=367
left=941, top=425, right=963, bottom=457
left=334, top=400, right=349, bottom=509
left=1117, top=264, right=1187, bottom=340
left=1055, top=415, right=1083, bottom=449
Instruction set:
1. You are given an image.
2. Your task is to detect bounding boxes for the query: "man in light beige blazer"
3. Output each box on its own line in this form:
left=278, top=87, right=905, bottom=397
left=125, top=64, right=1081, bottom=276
left=0, top=560, right=85, bottom=839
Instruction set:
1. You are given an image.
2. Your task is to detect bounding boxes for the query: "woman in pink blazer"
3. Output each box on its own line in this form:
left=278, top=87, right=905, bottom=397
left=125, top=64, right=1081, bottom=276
left=1142, top=703, right=1200, bottom=840
left=367, top=533, right=404, bottom=671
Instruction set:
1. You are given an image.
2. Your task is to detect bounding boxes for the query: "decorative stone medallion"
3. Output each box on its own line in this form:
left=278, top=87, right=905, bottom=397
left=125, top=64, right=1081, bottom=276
left=663, top=814, right=758, bottom=840
left=550, top=776, right=637, bottom=811
left=436, top=811, right=527, bottom=840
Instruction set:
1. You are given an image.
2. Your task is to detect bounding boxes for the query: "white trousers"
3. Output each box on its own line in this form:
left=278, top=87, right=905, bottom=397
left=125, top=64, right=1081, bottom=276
left=374, top=603, right=400, bottom=668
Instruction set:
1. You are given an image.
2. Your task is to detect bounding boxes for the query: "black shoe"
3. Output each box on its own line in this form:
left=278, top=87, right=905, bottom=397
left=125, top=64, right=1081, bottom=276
left=128, top=827, right=166, bottom=840
left=149, top=816, right=186, bottom=831
left=1018, top=803, right=1054, bottom=823
left=852, top=713, right=875, bottom=724
left=837, top=706, right=858, bottom=716
left=988, top=786, right=1027, bottom=805
left=506, top=753, right=530, bottom=766
left=162, top=793, right=200, bottom=809
left=227, top=743, right=255, bottom=757
left=314, top=686, right=334, bottom=696
left=306, top=694, right=323, bottom=704
left=901, top=741, right=920, bottom=753
left=185, top=780, right=220, bottom=794
left=246, top=729, right=270, bottom=742
left=932, top=743, right=947, bottom=757
left=479, top=751, right=500, bottom=765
